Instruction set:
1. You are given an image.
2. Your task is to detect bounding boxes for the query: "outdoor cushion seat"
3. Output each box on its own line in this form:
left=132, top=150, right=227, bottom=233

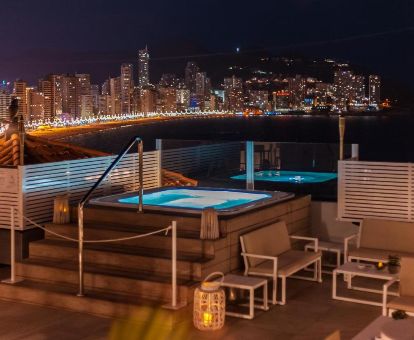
left=345, top=218, right=414, bottom=264
left=387, top=296, right=414, bottom=313
left=240, top=221, right=322, bottom=305
left=248, top=250, right=322, bottom=277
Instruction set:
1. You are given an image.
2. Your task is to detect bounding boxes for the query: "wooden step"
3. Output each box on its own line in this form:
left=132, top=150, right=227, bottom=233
left=16, top=257, right=196, bottom=304
left=29, top=239, right=210, bottom=280
left=43, top=222, right=215, bottom=256
left=0, top=279, right=192, bottom=325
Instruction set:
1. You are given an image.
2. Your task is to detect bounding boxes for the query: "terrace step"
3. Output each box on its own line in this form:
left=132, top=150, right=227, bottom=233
left=43, top=222, right=215, bottom=256
left=16, top=257, right=195, bottom=304
left=0, top=279, right=191, bottom=324
left=29, top=239, right=211, bottom=280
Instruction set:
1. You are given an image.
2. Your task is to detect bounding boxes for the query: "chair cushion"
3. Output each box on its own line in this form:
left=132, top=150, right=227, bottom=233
left=360, top=219, right=414, bottom=253
left=241, top=221, right=291, bottom=267
left=247, top=250, right=321, bottom=277
left=387, top=296, right=414, bottom=313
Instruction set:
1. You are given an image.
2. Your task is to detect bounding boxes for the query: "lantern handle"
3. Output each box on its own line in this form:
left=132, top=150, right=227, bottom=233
left=203, top=271, right=224, bottom=284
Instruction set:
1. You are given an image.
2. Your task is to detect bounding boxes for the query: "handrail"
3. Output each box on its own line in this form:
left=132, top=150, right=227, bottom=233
left=77, top=136, right=144, bottom=297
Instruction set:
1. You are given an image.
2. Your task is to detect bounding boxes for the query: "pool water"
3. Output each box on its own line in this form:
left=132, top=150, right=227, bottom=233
left=118, top=188, right=271, bottom=210
left=231, top=170, right=337, bottom=184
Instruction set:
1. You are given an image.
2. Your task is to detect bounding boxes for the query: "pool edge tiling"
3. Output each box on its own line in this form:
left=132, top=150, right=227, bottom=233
left=89, top=186, right=294, bottom=216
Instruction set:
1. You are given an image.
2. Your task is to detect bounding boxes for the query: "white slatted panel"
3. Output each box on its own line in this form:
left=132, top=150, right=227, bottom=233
left=338, top=160, right=412, bottom=222
left=0, top=168, right=20, bottom=229
left=20, top=151, right=160, bottom=229
left=162, top=142, right=241, bottom=175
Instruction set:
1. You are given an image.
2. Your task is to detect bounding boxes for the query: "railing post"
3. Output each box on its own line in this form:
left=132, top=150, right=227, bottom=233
left=163, top=220, right=185, bottom=310
left=2, top=207, right=22, bottom=284
left=171, top=221, right=177, bottom=308
left=138, top=140, right=144, bottom=213
left=77, top=204, right=84, bottom=297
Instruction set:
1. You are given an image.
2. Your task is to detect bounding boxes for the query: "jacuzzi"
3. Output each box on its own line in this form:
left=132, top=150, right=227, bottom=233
left=231, top=170, right=337, bottom=184
left=89, top=186, right=294, bottom=215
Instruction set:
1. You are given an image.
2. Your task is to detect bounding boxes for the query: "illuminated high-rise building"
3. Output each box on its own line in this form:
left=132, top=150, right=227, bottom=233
left=90, top=84, right=100, bottom=115
left=138, top=46, right=150, bottom=88
left=248, top=90, right=269, bottom=110
left=120, top=63, right=134, bottom=114
left=76, top=74, right=91, bottom=117
left=49, top=74, right=63, bottom=118
left=38, top=79, right=52, bottom=119
left=140, top=88, right=156, bottom=113
left=109, top=77, right=121, bottom=115
left=0, top=90, right=11, bottom=121
left=334, top=70, right=365, bottom=109
left=13, top=80, right=28, bottom=120
left=185, top=62, right=199, bottom=94
left=158, top=87, right=177, bottom=112
left=369, top=75, right=381, bottom=105
left=26, top=87, right=45, bottom=121
left=176, top=87, right=190, bottom=111
left=80, top=95, right=94, bottom=118
left=62, top=75, right=77, bottom=118
left=287, top=75, right=306, bottom=108
left=224, top=76, right=244, bottom=112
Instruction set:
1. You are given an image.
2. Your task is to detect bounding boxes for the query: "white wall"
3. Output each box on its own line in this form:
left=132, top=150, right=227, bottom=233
left=311, top=201, right=359, bottom=242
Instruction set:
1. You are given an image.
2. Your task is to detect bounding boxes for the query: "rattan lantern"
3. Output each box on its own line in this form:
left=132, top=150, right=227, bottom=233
left=193, top=272, right=225, bottom=331
left=53, top=195, right=70, bottom=224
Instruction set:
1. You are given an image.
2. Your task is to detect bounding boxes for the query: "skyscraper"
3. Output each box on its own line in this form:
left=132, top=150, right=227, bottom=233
left=185, top=62, right=199, bottom=94
left=13, top=80, right=28, bottom=120
left=224, top=76, right=244, bottom=112
left=138, top=47, right=150, bottom=88
left=38, top=79, right=52, bottom=120
left=369, top=75, right=381, bottom=105
left=0, top=90, right=11, bottom=121
left=62, top=75, right=77, bottom=118
left=287, top=75, right=307, bottom=109
left=76, top=74, right=91, bottom=117
left=120, top=63, right=134, bottom=114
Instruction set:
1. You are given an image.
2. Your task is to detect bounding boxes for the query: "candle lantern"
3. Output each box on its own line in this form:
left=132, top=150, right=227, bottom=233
left=53, top=195, right=70, bottom=224
left=193, top=272, right=225, bottom=331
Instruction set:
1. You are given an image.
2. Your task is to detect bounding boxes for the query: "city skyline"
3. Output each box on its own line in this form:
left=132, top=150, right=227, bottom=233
left=0, top=46, right=385, bottom=122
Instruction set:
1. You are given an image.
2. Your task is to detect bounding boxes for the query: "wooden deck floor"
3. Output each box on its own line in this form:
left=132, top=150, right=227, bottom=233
left=0, top=266, right=380, bottom=340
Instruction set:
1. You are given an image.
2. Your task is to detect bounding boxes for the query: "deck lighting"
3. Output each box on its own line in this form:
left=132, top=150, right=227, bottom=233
left=193, top=272, right=225, bottom=331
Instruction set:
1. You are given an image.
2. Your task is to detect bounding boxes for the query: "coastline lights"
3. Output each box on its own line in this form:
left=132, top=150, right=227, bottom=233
left=193, top=272, right=226, bottom=331
left=13, top=110, right=231, bottom=133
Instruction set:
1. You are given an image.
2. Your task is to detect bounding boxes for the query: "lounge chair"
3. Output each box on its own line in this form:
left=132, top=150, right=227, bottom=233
left=344, top=218, right=414, bottom=264
left=240, top=221, right=322, bottom=305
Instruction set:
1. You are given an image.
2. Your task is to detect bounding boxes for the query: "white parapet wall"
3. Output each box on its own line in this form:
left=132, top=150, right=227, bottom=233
left=0, top=151, right=161, bottom=230
left=338, top=160, right=414, bottom=222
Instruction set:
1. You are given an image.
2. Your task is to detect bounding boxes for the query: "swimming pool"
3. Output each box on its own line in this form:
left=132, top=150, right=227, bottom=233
left=90, top=187, right=294, bottom=215
left=231, top=170, right=337, bottom=184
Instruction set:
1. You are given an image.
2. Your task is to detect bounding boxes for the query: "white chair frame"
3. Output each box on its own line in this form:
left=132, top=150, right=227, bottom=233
left=240, top=234, right=322, bottom=305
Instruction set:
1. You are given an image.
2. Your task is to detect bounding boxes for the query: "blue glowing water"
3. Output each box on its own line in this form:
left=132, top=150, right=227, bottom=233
left=118, top=188, right=271, bottom=210
left=231, top=171, right=337, bottom=183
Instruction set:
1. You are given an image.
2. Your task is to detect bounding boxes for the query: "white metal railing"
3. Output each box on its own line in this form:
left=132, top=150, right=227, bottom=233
left=3, top=207, right=181, bottom=309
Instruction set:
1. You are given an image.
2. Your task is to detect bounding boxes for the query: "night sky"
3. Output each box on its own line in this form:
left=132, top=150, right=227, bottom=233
left=1, top=0, right=413, bottom=89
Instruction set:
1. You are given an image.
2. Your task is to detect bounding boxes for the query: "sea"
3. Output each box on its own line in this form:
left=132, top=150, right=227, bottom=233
left=62, top=114, right=414, bottom=163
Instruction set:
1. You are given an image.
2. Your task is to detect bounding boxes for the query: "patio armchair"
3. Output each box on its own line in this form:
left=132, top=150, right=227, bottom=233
left=383, top=257, right=414, bottom=316
left=240, top=221, right=322, bottom=305
left=344, top=218, right=414, bottom=264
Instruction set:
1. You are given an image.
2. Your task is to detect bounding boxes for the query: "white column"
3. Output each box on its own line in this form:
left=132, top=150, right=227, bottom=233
left=246, top=141, right=254, bottom=190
